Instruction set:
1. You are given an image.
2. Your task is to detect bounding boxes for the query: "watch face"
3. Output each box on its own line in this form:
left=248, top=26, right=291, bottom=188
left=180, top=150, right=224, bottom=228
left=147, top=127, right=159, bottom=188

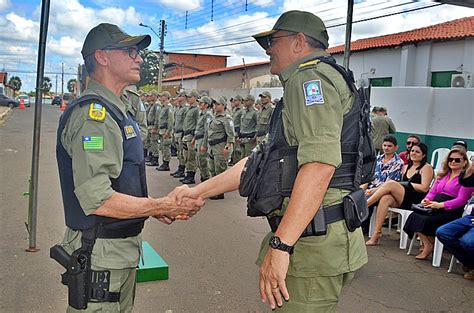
left=269, top=236, right=281, bottom=248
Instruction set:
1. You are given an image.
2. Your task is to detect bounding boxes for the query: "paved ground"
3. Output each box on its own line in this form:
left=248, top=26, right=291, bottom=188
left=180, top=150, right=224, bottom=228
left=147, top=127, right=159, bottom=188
left=1, top=103, right=473, bottom=312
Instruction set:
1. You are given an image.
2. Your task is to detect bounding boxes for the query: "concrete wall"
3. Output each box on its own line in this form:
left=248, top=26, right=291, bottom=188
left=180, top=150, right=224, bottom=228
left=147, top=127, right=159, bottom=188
left=333, top=38, right=474, bottom=87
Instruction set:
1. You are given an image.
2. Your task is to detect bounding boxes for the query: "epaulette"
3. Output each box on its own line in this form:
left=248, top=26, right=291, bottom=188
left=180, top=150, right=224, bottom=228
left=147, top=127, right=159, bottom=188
left=298, top=59, right=321, bottom=70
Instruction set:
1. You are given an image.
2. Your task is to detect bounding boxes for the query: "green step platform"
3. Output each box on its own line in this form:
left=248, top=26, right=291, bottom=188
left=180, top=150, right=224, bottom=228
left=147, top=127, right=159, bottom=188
left=136, top=241, right=169, bottom=283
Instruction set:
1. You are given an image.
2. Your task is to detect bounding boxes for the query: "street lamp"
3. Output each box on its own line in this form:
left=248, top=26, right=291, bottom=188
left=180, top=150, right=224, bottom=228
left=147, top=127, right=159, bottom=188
left=139, top=22, right=165, bottom=92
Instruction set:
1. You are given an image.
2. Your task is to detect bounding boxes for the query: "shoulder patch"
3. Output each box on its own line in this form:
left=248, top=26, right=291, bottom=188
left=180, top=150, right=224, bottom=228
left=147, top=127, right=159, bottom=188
left=88, top=103, right=106, bottom=122
left=83, top=136, right=104, bottom=150
left=298, top=59, right=320, bottom=69
left=303, top=80, right=325, bottom=106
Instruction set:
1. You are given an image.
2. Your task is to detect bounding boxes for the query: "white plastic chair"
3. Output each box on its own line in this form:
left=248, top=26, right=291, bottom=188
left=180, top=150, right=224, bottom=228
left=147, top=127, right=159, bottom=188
left=467, top=150, right=474, bottom=160
left=430, top=148, right=450, bottom=174
left=388, top=208, right=414, bottom=249
left=432, top=237, right=444, bottom=267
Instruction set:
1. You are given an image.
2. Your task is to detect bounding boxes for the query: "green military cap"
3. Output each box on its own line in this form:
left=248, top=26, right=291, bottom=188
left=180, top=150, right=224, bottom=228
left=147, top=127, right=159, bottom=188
left=198, top=96, right=212, bottom=106
left=259, top=91, right=272, bottom=98
left=186, top=89, right=200, bottom=98
left=81, top=23, right=151, bottom=59
left=159, top=91, right=171, bottom=98
left=149, top=90, right=159, bottom=96
left=217, top=96, right=227, bottom=104
left=256, top=99, right=262, bottom=104
left=252, top=10, right=329, bottom=50
left=234, top=95, right=243, bottom=101
left=200, top=91, right=209, bottom=97
left=244, top=94, right=255, bottom=101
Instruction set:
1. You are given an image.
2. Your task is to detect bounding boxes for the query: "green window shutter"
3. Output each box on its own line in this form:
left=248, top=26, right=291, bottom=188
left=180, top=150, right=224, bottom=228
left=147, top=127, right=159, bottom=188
left=369, top=77, right=392, bottom=87
left=431, top=71, right=461, bottom=87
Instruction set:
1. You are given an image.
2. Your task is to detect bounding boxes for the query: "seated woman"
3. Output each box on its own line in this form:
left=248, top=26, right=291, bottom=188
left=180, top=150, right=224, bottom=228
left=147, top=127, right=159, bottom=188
left=365, top=143, right=434, bottom=245
left=403, top=146, right=474, bottom=260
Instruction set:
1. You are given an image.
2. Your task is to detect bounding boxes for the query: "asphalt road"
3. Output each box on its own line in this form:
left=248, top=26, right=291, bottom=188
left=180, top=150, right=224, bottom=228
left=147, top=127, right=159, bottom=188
left=1, top=102, right=473, bottom=312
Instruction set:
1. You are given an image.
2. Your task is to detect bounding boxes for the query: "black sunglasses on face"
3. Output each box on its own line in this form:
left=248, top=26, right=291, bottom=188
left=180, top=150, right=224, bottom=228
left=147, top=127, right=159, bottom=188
left=103, top=46, right=139, bottom=59
left=406, top=141, right=417, bottom=145
left=448, top=157, right=463, bottom=163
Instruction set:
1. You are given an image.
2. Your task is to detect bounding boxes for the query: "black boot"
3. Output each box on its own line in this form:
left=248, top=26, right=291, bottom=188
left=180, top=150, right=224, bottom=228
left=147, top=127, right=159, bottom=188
left=156, top=161, right=170, bottom=171
left=170, top=145, right=177, bottom=157
left=181, top=171, right=196, bottom=184
left=143, top=149, right=148, bottom=159
left=146, top=156, right=159, bottom=166
left=210, top=193, right=225, bottom=200
left=144, top=152, right=152, bottom=162
left=172, top=165, right=186, bottom=178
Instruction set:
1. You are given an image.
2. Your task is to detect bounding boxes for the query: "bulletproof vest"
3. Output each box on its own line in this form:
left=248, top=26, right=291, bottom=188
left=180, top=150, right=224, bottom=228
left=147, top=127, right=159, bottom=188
left=241, top=57, right=375, bottom=217
left=56, top=95, right=148, bottom=231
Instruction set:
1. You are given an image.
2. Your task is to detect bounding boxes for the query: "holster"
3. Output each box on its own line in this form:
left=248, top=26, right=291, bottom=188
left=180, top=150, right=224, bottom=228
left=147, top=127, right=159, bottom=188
left=343, top=188, right=369, bottom=232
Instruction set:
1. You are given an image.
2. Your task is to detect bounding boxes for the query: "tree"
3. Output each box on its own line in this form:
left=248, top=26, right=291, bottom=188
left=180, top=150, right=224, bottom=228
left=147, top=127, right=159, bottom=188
left=8, top=76, right=22, bottom=93
left=138, top=49, right=160, bottom=87
left=42, top=76, right=52, bottom=93
left=67, top=79, right=77, bottom=93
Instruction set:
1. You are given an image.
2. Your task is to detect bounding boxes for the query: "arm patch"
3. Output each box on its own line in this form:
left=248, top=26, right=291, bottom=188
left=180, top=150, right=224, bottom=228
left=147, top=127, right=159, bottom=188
left=88, top=103, right=107, bottom=122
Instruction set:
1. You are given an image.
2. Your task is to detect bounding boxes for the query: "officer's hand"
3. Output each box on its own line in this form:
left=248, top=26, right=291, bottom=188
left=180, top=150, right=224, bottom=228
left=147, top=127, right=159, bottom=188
left=200, top=146, right=208, bottom=153
left=155, top=195, right=204, bottom=220
left=259, top=248, right=290, bottom=309
left=169, top=185, right=203, bottom=207
left=223, top=145, right=230, bottom=158
left=154, top=216, right=174, bottom=225
left=191, top=138, right=196, bottom=148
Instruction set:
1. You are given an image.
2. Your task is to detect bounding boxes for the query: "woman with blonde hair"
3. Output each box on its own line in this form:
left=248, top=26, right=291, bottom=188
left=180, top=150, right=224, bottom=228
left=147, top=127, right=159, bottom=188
left=403, top=146, right=474, bottom=260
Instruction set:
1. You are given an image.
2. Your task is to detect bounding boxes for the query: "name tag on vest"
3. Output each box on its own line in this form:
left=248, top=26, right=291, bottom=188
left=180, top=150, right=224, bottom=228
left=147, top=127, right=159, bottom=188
left=124, top=125, right=137, bottom=139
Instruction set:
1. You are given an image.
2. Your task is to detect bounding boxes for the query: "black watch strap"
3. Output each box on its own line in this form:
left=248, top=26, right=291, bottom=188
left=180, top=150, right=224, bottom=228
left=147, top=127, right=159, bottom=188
left=269, top=236, right=294, bottom=254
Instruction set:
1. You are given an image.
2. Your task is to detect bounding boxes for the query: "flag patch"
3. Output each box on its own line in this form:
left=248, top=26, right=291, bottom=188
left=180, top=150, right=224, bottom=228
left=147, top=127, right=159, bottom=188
left=82, top=136, right=104, bottom=150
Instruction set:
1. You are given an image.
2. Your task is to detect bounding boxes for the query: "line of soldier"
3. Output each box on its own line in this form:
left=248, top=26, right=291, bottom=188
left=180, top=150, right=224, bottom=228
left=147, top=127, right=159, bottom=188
left=130, top=88, right=276, bottom=200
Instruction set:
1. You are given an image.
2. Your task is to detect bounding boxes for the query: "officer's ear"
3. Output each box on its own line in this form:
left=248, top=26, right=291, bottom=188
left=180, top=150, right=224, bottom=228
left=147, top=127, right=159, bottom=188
left=94, top=50, right=110, bottom=67
left=293, top=32, right=309, bottom=53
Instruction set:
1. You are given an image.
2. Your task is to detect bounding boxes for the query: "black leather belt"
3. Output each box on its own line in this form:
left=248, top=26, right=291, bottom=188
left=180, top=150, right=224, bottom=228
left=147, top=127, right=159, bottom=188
left=239, top=132, right=255, bottom=139
left=175, top=130, right=183, bottom=134
left=256, top=131, right=267, bottom=137
left=267, top=203, right=344, bottom=236
left=159, top=124, right=168, bottom=129
left=195, top=134, right=204, bottom=140
left=209, top=137, right=227, bottom=146
left=183, top=129, right=195, bottom=136
left=94, top=220, right=144, bottom=239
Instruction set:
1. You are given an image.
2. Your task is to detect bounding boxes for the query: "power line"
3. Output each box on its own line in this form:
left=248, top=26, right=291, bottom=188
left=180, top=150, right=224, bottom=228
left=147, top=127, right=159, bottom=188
left=1, top=69, right=77, bottom=76
left=172, top=2, right=443, bottom=52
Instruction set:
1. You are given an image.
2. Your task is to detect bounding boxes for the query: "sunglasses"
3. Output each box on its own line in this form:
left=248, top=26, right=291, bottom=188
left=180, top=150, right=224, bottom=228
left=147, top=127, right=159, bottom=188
left=103, top=46, right=140, bottom=59
left=406, top=141, right=417, bottom=145
left=448, top=157, right=464, bottom=163
left=263, top=34, right=295, bottom=49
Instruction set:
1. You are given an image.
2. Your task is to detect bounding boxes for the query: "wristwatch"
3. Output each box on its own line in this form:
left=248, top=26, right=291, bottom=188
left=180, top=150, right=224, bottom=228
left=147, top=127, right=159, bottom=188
left=269, top=236, right=294, bottom=254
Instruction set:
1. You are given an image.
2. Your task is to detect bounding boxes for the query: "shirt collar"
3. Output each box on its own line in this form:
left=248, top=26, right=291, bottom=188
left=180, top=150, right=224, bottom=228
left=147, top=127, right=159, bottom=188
left=279, top=50, right=331, bottom=84
left=85, top=79, right=128, bottom=115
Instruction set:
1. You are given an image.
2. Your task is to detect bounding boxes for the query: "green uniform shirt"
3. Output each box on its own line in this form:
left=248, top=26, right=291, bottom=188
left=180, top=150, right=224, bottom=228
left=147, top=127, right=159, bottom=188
left=257, top=50, right=367, bottom=277
left=147, top=101, right=160, bottom=126
left=256, top=103, right=273, bottom=136
left=183, top=104, right=199, bottom=140
left=232, top=107, right=243, bottom=131
left=240, top=107, right=258, bottom=135
left=60, top=79, right=141, bottom=269
left=174, top=103, right=188, bottom=133
left=157, top=103, right=174, bottom=135
left=195, top=109, right=212, bottom=139
left=124, top=89, right=148, bottom=141
left=206, top=112, right=235, bottom=145
left=371, top=115, right=396, bottom=150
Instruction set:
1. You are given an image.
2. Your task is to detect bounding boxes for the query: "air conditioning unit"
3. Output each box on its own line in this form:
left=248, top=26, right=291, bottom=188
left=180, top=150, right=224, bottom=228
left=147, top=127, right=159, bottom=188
left=451, top=73, right=472, bottom=88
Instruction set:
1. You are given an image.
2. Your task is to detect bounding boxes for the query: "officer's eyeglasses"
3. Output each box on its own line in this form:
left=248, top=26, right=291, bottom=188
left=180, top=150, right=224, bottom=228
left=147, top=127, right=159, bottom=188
left=263, top=34, right=295, bottom=49
left=103, top=46, right=140, bottom=59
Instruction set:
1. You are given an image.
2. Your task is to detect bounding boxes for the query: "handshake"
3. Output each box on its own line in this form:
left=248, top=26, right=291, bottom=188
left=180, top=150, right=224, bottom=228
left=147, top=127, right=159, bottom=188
left=154, top=185, right=205, bottom=225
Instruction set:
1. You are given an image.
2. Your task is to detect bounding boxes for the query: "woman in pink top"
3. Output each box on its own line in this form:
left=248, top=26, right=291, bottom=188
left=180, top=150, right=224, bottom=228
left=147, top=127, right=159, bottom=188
left=403, top=146, right=473, bottom=260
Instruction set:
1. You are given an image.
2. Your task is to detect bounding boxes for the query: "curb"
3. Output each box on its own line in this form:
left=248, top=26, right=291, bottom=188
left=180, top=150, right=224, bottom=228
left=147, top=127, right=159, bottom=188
left=0, top=107, right=12, bottom=121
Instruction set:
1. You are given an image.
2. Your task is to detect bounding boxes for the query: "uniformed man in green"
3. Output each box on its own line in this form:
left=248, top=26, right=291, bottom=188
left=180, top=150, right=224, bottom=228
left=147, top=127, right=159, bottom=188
left=171, top=91, right=188, bottom=178
left=181, top=89, right=200, bottom=184
left=123, top=85, right=148, bottom=141
left=194, top=96, right=212, bottom=182
left=239, top=94, right=258, bottom=157
left=170, top=10, right=367, bottom=312
left=230, top=95, right=243, bottom=164
left=169, top=96, right=179, bottom=157
left=146, top=90, right=161, bottom=166
left=156, top=91, right=174, bottom=171
left=202, top=96, right=234, bottom=199
left=54, top=23, right=203, bottom=312
left=256, top=91, right=274, bottom=145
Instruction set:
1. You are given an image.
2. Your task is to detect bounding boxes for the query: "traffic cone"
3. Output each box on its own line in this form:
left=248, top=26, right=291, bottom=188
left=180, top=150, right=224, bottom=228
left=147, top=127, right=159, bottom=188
left=19, top=97, right=25, bottom=110
left=60, top=100, right=66, bottom=112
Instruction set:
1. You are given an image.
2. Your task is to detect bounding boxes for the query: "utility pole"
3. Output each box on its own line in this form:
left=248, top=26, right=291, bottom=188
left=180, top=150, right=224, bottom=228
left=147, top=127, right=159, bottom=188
left=343, top=0, right=354, bottom=70
left=55, top=74, right=58, bottom=94
left=158, top=20, right=166, bottom=92
left=61, top=62, right=64, bottom=95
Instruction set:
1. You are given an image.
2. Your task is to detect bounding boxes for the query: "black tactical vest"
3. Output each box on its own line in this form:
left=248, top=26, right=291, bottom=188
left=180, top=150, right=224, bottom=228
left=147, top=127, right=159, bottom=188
left=56, top=95, right=148, bottom=232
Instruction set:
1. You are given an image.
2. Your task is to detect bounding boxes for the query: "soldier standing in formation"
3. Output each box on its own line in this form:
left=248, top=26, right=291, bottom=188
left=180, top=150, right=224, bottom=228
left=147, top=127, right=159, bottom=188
left=171, top=91, right=188, bottom=178
left=124, top=86, right=148, bottom=141
left=230, top=95, right=243, bottom=164
left=194, top=96, right=213, bottom=182
left=181, top=89, right=200, bottom=184
left=156, top=91, right=174, bottom=171
left=256, top=91, right=274, bottom=145
left=146, top=90, right=161, bottom=166
left=239, top=94, right=258, bottom=158
left=204, top=96, right=234, bottom=200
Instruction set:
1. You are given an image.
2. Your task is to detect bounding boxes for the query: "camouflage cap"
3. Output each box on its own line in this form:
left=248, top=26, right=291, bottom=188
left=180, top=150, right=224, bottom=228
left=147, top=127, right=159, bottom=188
left=234, top=95, right=243, bottom=101
left=186, top=89, right=200, bottom=98
left=244, top=94, right=255, bottom=101
left=198, top=96, right=212, bottom=106
left=81, top=23, right=151, bottom=59
left=159, top=91, right=171, bottom=98
left=217, top=96, right=228, bottom=104
left=253, top=10, right=328, bottom=50
left=259, top=91, right=272, bottom=98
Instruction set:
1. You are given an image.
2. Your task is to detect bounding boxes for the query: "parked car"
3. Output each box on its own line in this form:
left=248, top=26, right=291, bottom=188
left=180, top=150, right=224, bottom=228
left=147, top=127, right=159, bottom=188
left=52, top=96, right=62, bottom=106
left=15, top=94, right=30, bottom=107
left=0, top=94, right=19, bottom=108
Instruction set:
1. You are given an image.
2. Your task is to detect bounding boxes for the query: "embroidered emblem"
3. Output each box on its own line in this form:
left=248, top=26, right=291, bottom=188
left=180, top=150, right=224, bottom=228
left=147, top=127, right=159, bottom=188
left=88, top=103, right=106, bottom=122
left=303, top=80, right=324, bottom=105
left=124, top=125, right=137, bottom=139
left=82, top=136, right=104, bottom=150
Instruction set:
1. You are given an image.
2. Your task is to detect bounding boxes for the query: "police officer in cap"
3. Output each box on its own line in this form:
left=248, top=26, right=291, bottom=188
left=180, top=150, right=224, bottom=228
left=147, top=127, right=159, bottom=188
left=53, top=23, right=203, bottom=311
left=170, top=10, right=367, bottom=311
